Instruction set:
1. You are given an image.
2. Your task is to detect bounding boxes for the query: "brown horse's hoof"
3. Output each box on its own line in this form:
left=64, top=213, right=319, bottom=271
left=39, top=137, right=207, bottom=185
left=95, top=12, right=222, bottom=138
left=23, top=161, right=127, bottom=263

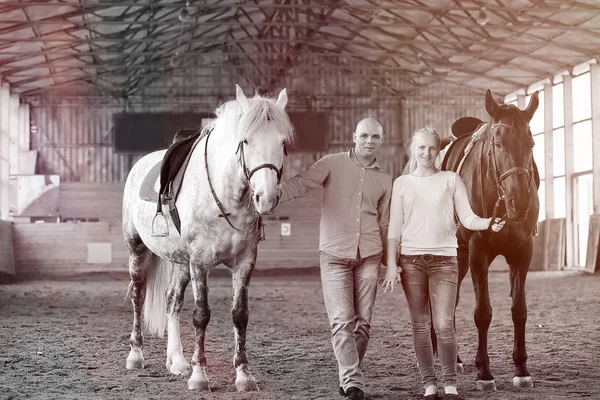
left=476, top=380, right=497, bottom=391
left=456, top=362, right=464, bottom=374
left=513, top=376, right=533, bottom=388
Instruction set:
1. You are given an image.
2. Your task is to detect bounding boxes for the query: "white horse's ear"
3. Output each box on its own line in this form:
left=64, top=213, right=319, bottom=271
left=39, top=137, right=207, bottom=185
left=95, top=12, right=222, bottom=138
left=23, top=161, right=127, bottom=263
left=236, top=84, right=249, bottom=111
left=276, top=88, right=288, bottom=110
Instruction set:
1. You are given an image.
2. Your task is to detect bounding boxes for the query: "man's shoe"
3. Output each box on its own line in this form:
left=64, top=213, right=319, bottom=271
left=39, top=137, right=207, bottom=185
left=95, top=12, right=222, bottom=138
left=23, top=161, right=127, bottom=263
left=344, top=387, right=365, bottom=400
left=339, top=386, right=345, bottom=396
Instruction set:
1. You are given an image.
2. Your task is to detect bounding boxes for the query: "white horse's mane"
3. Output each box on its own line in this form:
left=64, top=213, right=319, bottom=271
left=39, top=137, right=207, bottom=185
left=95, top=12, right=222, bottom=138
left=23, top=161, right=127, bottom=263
left=204, top=94, right=295, bottom=144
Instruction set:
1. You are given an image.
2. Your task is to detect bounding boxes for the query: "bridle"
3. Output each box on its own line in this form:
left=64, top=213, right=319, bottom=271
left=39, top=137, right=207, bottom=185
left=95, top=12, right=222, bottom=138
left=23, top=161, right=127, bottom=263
left=486, top=123, right=535, bottom=223
left=204, top=128, right=286, bottom=235
left=236, top=139, right=286, bottom=184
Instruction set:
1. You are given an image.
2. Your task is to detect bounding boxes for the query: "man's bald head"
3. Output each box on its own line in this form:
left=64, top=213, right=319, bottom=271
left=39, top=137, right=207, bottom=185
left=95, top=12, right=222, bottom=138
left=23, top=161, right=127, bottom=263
left=353, top=118, right=384, bottom=159
left=355, top=118, right=383, bottom=136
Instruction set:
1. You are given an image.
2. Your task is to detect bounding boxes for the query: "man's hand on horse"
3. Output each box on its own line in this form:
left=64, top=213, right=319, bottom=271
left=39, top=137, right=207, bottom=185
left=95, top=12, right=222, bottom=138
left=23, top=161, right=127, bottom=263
left=490, top=217, right=506, bottom=232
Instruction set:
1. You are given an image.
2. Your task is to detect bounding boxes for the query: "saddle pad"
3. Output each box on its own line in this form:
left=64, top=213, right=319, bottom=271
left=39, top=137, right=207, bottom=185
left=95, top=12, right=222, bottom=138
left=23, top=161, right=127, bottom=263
left=456, top=122, right=487, bottom=175
left=138, top=129, right=205, bottom=204
left=139, top=160, right=162, bottom=203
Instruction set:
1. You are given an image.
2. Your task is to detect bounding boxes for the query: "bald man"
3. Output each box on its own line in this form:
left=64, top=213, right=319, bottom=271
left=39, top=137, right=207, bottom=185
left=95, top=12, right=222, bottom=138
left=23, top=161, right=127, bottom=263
left=279, top=118, right=393, bottom=400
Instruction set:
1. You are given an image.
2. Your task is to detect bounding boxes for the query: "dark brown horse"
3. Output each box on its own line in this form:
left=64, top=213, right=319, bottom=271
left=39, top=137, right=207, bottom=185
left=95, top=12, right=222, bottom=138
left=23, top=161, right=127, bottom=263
left=440, top=90, right=540, bottom=391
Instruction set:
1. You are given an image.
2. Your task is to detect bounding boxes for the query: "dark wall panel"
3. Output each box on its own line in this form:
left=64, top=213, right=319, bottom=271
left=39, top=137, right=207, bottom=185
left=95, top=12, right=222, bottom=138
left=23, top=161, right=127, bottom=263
left=113, top=112, right=328, bottom=153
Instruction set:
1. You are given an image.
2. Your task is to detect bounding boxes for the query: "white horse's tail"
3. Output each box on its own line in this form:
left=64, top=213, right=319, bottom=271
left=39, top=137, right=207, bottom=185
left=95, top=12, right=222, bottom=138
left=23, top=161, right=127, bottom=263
left=143, top=254, right=173, bottom=338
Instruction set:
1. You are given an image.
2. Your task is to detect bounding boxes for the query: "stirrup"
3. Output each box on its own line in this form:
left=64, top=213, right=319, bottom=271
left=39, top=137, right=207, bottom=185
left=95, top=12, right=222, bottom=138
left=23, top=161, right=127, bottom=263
left=151, top=211, right=169, bottom=237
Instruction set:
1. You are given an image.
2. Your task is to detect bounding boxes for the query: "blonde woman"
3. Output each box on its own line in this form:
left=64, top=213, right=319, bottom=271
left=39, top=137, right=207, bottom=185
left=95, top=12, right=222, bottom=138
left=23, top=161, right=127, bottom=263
left=381, top=127, right=504, bottom=400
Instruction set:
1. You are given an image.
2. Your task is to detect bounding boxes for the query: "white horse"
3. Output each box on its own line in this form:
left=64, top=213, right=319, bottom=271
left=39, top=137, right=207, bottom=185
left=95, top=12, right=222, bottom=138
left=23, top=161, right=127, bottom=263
left=121, top=85, right=294, bottom=391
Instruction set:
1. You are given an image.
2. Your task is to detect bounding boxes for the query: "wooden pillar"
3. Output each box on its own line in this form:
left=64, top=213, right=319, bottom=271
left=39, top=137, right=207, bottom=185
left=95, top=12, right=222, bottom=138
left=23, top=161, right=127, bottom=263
left=591, top=63, right=600, bottom=213
left=0, top=82, right=10, bottom=220
left=9, top=94, right=19, bottom=177
left=19, top=103, right=30, bottom=152
left=18, top=103, right=34, bottom=175
left=544, top=83, right=554, bottom=219
left=563, top=75, right=575, bottom=267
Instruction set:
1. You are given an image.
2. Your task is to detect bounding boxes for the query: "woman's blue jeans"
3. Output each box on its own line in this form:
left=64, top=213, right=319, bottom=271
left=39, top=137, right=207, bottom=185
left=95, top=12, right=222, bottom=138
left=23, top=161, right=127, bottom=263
left=400, top=254, right=458, bottom=389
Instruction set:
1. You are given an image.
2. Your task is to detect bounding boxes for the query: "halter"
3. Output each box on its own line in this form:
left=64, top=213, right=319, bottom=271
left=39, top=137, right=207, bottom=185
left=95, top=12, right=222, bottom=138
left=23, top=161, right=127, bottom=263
left=486, top=123, right=534, bottom=223
left=204, top=128, right=286, bottom=235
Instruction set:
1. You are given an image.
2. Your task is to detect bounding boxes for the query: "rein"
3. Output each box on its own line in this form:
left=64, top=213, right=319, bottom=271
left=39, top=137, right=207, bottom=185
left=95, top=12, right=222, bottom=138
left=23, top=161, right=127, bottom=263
left=483, top=123, right=534, bottom=223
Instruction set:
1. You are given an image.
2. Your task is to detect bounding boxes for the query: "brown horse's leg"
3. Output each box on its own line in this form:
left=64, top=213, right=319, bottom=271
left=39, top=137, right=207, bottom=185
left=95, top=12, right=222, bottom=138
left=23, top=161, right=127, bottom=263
left=507, top=240, right=533, bottom=388
left=125, top=238, right=150, bottom=370
left=231, top=254, right=259, bottom=392
left=165, top=263, right=191, bottom=376
left=454, top=234, right=470, bottom=372
left=188, top=265, right=211, bottom=390
left=469, top=240, right=496, bottom=391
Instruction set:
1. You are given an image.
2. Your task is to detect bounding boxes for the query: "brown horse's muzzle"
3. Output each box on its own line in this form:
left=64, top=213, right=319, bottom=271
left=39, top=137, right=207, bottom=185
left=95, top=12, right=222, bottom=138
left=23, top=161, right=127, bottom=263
left=499, top=169, right=533, bottom=222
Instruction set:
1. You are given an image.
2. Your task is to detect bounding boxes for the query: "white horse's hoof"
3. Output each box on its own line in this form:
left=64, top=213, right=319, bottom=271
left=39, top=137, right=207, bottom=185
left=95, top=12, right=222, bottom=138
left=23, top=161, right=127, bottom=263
left=476, top=380, right=497, bottom=391
left=166, top=355, right=191, bottom=376
left=456, top=362, right=464, bottom=374
left=235, top=365, right=259, bottom=392
left=169, top=360, right=191, bottom=376
left=513, top=376, right=533, bottom=388
left=188, top=377, right=211, bottom=391
left=126, top=350, right=144, bottom=370
left=188, top=367, right=211, bottom=391
left=235, top=377, right=259, bottom=392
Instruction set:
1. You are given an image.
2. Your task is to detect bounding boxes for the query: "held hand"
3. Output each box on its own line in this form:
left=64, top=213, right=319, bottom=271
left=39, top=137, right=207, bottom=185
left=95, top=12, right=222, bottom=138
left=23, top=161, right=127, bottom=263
left=490, top=217, right=506, bottom=232
left=380, top=265, right=400, bottom=293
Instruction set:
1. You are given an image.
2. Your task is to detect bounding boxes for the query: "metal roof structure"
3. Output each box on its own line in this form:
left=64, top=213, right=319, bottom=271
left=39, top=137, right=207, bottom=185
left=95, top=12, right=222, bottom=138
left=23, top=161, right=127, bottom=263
left=2, top=0, right=599, bottom=103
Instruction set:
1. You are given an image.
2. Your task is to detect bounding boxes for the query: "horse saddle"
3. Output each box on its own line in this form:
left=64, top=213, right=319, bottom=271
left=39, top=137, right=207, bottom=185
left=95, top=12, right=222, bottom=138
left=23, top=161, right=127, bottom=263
left=139, top=129, right=204, bottom=236
left=451, top=116, right=484, bottom=139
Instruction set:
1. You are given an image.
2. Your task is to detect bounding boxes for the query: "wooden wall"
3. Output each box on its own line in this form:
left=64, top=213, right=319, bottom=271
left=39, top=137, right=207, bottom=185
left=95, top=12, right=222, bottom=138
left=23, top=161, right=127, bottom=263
left=13, top=222, right=126, bottom=278
left=0, top=220, right=14, bottom=275
left=13, top=182, right=323, bottom=277
left=59, top=182, right=124, bottom=226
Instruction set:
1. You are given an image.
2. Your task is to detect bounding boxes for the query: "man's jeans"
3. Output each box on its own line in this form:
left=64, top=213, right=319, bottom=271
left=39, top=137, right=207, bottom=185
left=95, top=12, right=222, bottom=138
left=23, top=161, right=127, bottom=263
left=400, top=254, right=458, bottom=389
left=320, top=250, right=381, bottom=392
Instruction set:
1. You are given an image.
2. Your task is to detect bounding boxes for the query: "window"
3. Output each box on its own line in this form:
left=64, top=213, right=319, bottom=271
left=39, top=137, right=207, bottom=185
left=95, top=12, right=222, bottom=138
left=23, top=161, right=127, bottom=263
left=538, top=180, right=546, bottom=222
left=573, top=120, right=593, bottom=173
left=553, top=176, right=566, bottom=219
left=553, top=128, right=565, bottom=176
left=552, top=83, right=564, bottom=129
left=572, top=73, right=591, bottom=123
left=533, top=134, right=545, bottom=180
left=570, top=71, right=593, bottom=267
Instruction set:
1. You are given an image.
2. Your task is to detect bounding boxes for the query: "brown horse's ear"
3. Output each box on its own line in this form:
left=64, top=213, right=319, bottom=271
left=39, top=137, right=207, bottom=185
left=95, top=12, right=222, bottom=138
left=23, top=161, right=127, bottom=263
left=523, top=91, right=539, bottom=122
left=485, top=89, right=502, bottom=120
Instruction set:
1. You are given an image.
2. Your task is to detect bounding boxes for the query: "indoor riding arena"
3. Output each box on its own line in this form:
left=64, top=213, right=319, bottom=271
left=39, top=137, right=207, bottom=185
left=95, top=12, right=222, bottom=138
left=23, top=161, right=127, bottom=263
left=1, top=1, right=599, bottom=400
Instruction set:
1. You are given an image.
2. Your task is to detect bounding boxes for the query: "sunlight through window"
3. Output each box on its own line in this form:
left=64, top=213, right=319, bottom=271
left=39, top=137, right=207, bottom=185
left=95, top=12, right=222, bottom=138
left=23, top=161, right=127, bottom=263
left=553, top=128, right=565, bottom=176
left=553, top=83, right=564, bottom=129
left=573, top=121, right=592, bottom=173
left=553, top=176, right=566, bottom=219
left=572, top=73, right=591, bottom=123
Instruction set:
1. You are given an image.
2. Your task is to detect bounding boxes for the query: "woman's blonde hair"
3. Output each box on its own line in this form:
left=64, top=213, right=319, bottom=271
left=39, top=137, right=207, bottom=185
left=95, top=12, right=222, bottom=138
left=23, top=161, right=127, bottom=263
left=403, top=126, right=441, bottom=174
